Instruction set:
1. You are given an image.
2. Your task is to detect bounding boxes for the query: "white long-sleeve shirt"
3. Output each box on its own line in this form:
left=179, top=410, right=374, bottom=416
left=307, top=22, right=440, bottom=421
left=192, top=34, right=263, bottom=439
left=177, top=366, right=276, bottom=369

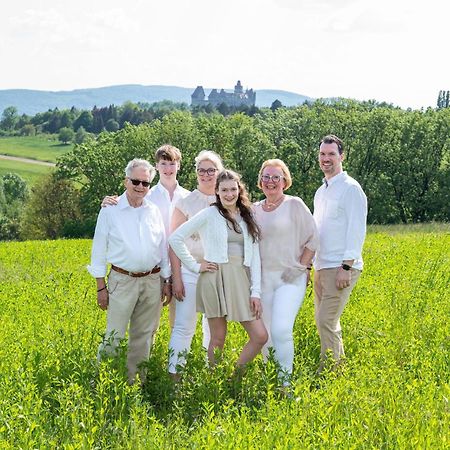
left=147, top=181, right=190, bottom=238
left=87, top=193, right=170, bottom=278
left=313, top=171, right=367, bottom=271
left=169, top=206, right=261, bottom=298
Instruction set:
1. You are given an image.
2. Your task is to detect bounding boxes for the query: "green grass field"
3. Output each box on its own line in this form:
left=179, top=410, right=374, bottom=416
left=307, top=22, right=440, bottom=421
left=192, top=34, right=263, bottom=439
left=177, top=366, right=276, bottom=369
left=0, top=228, right=448, bottom=448
left=0, top=135, right=71, bottom=163
left=0, top=158, right=54, bottom=184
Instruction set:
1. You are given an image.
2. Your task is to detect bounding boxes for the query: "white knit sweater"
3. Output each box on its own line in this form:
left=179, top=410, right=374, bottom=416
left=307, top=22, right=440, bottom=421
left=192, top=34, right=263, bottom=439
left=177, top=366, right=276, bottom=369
left=169, top=206, right=261, bottom=298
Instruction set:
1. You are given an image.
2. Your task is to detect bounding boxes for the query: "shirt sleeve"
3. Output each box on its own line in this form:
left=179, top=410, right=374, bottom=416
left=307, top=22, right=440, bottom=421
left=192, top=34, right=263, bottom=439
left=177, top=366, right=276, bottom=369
left=168, top=209, right=208, bottom=273
left=296, top=198, right=320, bottom=252
left=156, top=210, right=171, bottom=279
left=87, top=208, right=109, bottom=278
left=343, top=185, right=367, bottom=260
left=249, top=241, right=261, bottom=299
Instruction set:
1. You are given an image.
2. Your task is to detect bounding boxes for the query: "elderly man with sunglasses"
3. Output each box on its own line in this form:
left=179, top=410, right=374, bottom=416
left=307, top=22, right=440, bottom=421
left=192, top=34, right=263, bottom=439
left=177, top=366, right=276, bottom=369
left=88, top=158, right=171, bottom=384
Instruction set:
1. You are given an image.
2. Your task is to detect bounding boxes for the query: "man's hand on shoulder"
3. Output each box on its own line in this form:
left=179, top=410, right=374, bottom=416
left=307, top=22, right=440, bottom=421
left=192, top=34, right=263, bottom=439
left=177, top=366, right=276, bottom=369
left=101, top=195, right=119, bottom=207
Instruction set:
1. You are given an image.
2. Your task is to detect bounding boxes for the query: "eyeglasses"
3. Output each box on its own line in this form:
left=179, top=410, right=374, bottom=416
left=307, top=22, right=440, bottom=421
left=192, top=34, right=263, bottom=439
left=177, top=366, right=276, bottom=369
left=129, top=178, right=151, bottom=187
left=260, top=174, right=284, bottom=183
left=197, top=168, right=217, bottom=176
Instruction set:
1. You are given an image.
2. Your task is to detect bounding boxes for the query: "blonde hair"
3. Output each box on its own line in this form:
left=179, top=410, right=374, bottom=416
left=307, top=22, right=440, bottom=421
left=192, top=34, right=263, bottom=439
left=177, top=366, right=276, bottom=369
left=194, top=150, right=224, bottom=171
left=257, top=159, right=292, bottom=190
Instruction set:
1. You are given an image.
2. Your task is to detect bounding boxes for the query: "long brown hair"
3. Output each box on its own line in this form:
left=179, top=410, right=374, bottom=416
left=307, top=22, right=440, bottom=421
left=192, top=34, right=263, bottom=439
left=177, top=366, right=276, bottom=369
left=214, top=170, right=260, bottom=242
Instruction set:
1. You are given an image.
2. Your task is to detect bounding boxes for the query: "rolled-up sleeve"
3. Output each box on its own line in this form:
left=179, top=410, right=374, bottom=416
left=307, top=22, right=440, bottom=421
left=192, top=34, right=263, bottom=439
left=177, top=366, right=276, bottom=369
left=87, top=209, right=109, bottom=278
left=302, top=209, right=320, bottom=253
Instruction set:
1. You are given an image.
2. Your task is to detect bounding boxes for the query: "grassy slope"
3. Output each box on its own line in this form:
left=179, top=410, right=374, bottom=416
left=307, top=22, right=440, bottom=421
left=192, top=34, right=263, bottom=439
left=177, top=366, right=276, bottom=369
left=0, top=228, right=449, bottom=448
left=0, top=158, right=53, bottom=184
left=0, top=135, right=71, bottom=162
left=0, top=135, right=70, bottom=184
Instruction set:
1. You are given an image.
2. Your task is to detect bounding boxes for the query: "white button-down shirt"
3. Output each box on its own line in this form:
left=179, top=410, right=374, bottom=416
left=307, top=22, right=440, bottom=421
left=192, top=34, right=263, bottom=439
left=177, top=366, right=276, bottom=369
left=147, top=181, right=190, bottom=237
left=313, top=171, right=367, bottom=270
left=87, top=194, right=170, bottom=278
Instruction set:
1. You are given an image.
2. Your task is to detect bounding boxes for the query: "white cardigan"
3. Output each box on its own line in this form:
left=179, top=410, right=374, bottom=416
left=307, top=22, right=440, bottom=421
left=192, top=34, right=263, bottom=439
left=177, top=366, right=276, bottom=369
left=169, top=206, right=261, bottom=298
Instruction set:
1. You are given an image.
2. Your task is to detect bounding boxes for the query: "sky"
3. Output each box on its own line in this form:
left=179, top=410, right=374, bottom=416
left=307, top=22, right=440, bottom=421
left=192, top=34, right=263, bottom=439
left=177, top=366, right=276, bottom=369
left=1, top=0, right=449, bottom=110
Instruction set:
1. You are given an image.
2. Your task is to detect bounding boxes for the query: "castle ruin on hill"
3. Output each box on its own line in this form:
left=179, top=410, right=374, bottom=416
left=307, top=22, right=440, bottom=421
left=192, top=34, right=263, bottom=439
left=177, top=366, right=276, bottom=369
left=191, top=80, right=256, bottom=108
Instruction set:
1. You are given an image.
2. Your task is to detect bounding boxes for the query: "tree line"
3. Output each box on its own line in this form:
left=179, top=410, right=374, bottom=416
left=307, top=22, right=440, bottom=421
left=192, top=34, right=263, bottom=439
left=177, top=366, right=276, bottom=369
left=0, top=100, right=264, bottom=145
left=1, top=99, right=449, bottom=240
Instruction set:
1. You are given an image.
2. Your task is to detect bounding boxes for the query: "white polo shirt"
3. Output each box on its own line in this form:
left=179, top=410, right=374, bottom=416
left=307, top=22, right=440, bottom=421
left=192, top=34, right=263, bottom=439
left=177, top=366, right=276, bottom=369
left=313, top=171, right=367, bottom=271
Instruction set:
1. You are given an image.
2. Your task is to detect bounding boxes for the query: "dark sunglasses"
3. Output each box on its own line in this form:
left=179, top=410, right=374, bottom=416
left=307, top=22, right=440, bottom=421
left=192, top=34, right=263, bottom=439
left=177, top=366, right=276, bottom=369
left=129, top=178, right=151, bottom=187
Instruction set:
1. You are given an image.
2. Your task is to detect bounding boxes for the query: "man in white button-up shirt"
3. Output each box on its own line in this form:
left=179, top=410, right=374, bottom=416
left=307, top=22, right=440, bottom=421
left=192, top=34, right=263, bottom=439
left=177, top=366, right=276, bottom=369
left=313, top=135, right=367, bottom=373
left=88, top=158, right=171, bottom=384
left=100, top=145, right=190, bottom=331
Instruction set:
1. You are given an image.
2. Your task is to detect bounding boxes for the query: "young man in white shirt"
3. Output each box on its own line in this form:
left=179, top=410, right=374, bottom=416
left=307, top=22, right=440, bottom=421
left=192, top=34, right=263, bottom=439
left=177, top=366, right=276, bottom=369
left=147, top=145, right=190, bottom=329
left=88, top=159, right=171, bottom=384
left=313, top=135, right=368, bottom=373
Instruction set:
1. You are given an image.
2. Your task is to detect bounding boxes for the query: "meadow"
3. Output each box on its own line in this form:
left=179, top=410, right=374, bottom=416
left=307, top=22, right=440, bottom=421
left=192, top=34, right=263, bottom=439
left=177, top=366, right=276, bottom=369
left=0, top=135, right=69, bottom=163
left=0, top=158, right=53, bottom=185
left=0, top=135, right=69, bottom=184
left=0, top=227, right=448, bottom=448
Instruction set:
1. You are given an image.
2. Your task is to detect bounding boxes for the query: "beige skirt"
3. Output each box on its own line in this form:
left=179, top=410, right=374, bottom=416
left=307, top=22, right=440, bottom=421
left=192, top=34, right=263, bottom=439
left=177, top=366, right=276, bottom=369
left=196, top=256, right=255, bottom=322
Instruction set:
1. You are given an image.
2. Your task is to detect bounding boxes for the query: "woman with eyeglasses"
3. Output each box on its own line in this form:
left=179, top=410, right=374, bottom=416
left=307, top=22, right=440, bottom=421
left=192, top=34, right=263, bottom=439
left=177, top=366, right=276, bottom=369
left=168, top=150, right=224, bottom=379
left=169, top=169, right=267, bottom=370
left=253, top=159, right=319, bottom=388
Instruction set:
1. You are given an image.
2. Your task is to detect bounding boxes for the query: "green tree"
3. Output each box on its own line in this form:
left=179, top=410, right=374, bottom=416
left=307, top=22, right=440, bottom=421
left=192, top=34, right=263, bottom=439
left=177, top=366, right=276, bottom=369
left=74, top=126, right=88, bottom=144
left=0, top=173, right=28, bottom=240
left=58, top=127, right=75, bottom=144
left=20, top=124, right=36, bottom=136
left=270, top=99, right=282, bottom=112
left=1, top=106, right=18, bottom=131
left=1, top=173, right=28, bottom=204
left=20, top=174, right=83, bottom=240
left=105, top=118, right=120, bottom=132
left=73, top=111, right=94, bottom=132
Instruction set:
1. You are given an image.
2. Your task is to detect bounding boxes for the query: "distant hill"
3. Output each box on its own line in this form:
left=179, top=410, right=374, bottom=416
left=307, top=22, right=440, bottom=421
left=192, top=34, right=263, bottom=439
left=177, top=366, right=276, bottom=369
left=0, top=85, right=312, bottom=115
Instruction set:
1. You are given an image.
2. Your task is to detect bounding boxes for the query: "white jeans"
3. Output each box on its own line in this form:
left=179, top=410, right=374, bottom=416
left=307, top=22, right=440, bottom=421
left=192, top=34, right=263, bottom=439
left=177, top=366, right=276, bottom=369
left=168, top=268, right=211, bottom=373
left=261, top=270, right=307, bottom=380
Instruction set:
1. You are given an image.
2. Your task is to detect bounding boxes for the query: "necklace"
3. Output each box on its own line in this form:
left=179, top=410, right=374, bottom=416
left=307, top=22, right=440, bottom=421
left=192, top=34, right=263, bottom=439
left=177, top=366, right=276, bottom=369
left=264, top=195, right=285, bottom=210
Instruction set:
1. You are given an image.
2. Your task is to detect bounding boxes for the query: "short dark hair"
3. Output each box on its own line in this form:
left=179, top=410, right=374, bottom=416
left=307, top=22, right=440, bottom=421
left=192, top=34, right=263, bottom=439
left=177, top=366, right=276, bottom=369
left=320, top=135, right=344, bottom=155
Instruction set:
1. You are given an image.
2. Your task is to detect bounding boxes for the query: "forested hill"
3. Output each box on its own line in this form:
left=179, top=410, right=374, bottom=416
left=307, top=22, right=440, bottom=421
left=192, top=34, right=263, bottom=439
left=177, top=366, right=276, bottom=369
left=0, top=85, right=312, bottom=115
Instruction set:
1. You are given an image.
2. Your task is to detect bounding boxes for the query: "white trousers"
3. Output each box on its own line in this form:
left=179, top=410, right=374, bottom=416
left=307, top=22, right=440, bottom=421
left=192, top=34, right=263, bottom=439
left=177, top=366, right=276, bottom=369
left=168, top=268, right=211, bottom=373
left=261, top=270, right=307, bottom=379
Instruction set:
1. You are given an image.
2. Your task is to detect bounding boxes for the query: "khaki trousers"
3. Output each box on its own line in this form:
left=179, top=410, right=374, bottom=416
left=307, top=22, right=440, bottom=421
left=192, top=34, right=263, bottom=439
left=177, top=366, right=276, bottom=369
left=98, top=270, right=162, bottom=383
left=314, top=267, right=361, bottom=369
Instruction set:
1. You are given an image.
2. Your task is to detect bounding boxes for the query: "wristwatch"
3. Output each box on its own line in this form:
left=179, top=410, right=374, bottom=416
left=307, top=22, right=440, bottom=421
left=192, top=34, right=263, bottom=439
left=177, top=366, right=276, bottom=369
left=341, top=263, right=352, bottom=271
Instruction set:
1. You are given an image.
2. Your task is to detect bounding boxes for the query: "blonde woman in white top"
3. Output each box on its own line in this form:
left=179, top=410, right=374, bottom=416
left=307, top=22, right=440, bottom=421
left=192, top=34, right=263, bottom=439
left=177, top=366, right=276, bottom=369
left=168, top=150, right=224, bottom=377
left=170, top=170, right=267, bottom=368
left=253, top=159, right=319, bottom=386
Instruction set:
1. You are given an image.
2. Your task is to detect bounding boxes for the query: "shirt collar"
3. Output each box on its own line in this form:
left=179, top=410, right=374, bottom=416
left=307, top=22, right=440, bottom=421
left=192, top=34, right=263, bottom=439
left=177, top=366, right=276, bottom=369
left=195, top=188, right=216, bottom=201
left=323, top=171, right=347, bottom=188
left=118, top=192, right=149, bottom=209
left=154, top=180, right=181, bottom=195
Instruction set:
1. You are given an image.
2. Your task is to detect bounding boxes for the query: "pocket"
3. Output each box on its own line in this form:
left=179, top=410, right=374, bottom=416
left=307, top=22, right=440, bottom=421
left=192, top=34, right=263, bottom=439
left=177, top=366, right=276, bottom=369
left=326, top=199, right=340, bottom=219
left=107, top=270, right=124, bottom=295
